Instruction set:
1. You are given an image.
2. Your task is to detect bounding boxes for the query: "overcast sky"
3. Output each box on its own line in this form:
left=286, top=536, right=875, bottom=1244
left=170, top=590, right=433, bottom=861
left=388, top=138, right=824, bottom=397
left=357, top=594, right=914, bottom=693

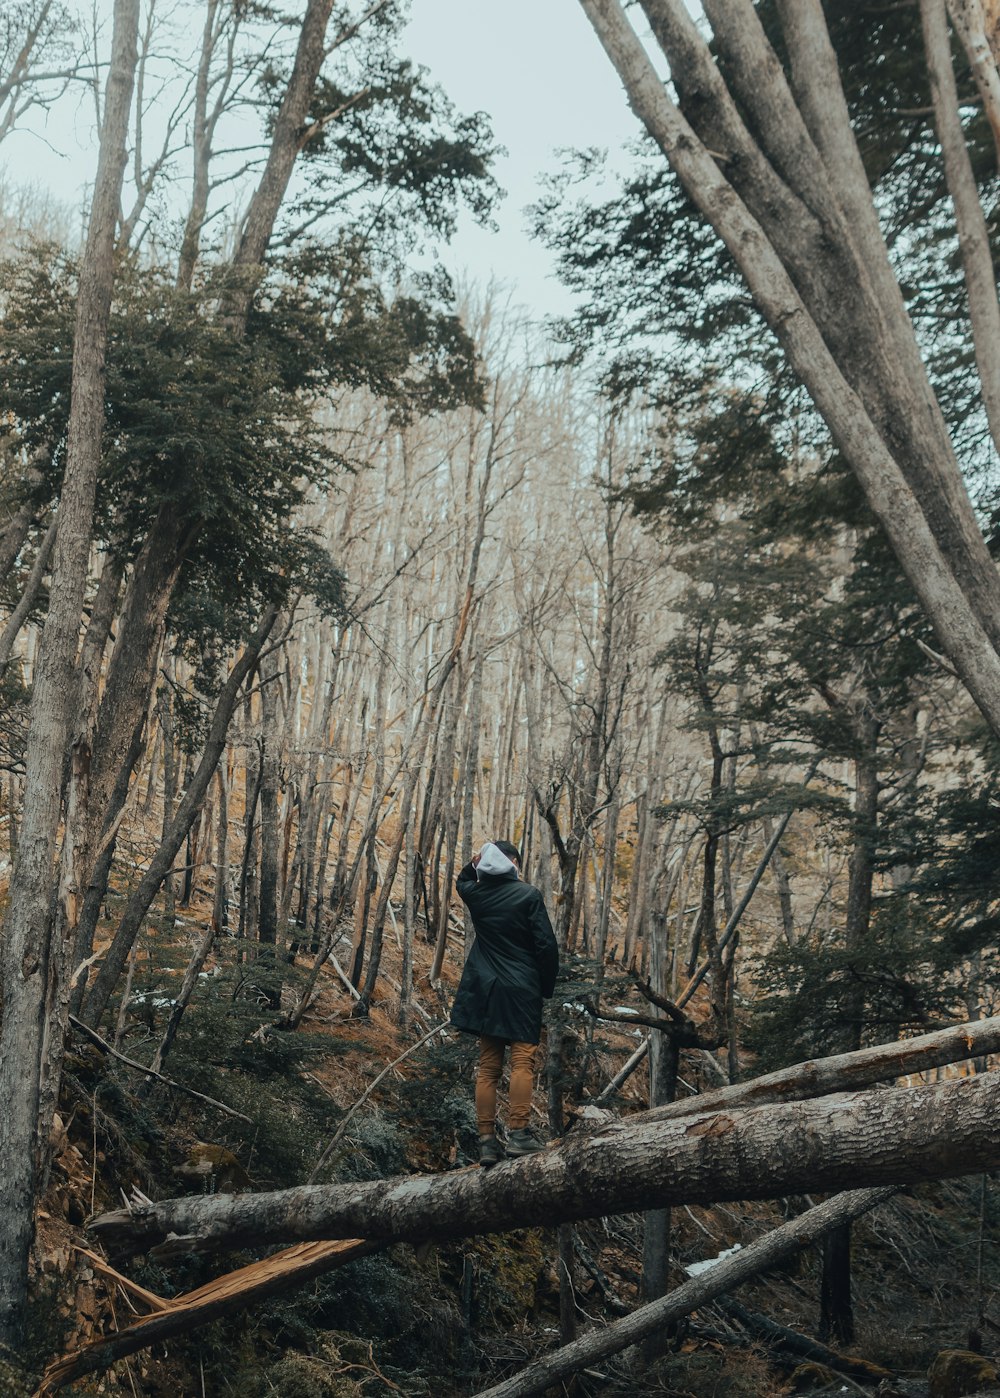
left=403, top=0, right=643, bottom=315
left=0, top=1, right=646, bottom=319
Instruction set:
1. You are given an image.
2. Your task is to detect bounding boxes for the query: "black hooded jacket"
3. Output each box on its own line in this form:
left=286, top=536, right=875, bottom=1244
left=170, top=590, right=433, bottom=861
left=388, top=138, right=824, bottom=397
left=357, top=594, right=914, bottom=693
left=450, top=861, right=559, bottom=1045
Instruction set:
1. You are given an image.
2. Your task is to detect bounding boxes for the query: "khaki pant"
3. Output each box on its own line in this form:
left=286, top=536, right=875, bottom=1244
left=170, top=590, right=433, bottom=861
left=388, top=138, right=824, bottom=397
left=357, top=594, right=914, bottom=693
left=476, top=1035, right=537, bottom=1136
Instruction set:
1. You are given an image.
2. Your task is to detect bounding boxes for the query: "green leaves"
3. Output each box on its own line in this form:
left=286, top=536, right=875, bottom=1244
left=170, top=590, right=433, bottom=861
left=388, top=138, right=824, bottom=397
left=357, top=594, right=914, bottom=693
left=0, top=237, right=482, bottom=657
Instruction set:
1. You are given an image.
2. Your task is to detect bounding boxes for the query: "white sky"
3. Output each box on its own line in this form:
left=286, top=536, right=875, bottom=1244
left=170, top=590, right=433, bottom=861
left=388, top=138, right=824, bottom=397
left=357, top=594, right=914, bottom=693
left=0, top=0, right=646, bottom=319
left=403, top=1, right=643, bottom=316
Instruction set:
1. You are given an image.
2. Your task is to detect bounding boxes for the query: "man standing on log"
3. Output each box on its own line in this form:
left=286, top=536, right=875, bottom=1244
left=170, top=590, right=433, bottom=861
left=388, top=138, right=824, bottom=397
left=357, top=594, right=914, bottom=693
left=451, top=840, right=559, bottom=1167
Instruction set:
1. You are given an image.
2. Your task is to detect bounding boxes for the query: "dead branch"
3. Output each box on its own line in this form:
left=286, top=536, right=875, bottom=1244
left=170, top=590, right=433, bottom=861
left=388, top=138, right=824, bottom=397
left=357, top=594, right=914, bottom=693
left=68, top=1015, right=252, bottom=1123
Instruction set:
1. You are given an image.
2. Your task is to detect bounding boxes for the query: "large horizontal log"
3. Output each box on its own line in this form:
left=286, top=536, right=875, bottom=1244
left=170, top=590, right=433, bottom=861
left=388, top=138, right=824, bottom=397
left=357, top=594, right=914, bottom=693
left=91, top=1067, right=1000, bottom=1256
left=472, top=1188, right=895, bottom=1398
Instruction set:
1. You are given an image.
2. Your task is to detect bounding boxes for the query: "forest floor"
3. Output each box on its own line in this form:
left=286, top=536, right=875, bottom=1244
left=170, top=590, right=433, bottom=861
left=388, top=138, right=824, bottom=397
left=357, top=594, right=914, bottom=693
left=12, top=883, right=1000, bottom=1398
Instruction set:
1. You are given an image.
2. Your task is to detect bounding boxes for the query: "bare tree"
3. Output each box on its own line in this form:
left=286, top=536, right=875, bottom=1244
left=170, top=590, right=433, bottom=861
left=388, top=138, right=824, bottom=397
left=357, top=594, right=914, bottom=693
left=0, top=0, right=140, bottom=1344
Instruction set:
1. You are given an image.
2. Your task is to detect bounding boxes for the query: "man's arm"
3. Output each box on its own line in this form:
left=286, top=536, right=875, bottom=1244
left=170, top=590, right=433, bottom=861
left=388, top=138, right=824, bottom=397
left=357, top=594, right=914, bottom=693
left=455, top=855, right=479, bottom=903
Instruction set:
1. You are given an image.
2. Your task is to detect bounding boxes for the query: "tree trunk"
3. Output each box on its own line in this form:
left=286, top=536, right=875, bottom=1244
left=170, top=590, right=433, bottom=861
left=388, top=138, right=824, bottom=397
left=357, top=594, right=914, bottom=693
left=578, top=0, right=1000, bottom=741
left=212, top=763, right=229, bottom=935
left=947, top=0, right=1000, bottom=163
left=257, top=644, right=282, bottom=951
left=474, top=1188, right=894, bottom=1398
left=92, top=1065, right=1000, bottom=1257
left=922, top=0, right=1000, bottom=453
left=642, top=910, right=679, bottom=1315
left=0, top=0, right=139, bottom=1345
left=221, top=0, right=335, bottom=329
left=0, top=513, right=56, bottom=676
left=0, top=466, right=43, bottom=588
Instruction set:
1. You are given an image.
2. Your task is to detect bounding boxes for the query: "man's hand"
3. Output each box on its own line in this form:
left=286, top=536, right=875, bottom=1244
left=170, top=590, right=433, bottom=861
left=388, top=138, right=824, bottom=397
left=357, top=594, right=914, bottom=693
left=472, top=853, right=481, bottom=868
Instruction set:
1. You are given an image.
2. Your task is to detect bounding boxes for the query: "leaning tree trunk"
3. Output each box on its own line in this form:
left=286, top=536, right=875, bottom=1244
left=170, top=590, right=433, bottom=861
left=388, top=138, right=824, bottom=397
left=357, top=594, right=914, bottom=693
left=578, top=0, right=1000, bottom=742
left=922, top=0, right=1000, bottom=453
left=0, top=0, right=139, bottom=1346
left=475, top=1187, right=895, bottom=1398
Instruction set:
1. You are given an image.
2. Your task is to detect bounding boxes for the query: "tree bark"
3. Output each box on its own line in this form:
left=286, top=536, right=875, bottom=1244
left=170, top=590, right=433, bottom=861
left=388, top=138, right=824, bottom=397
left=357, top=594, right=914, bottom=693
left=0, top=466, right=43, bottom=588
left=0, top=513, right=56, bottom=676
left=92, top=1066, right=1000, bottom=1256
left=0, top=0, right=139, bottom=1346
left=473, top=1188, right=895, bottom=1398
left=947, top=0, right=1000, bottom=163
left=577, top=0, right=1000, bottom=741
left=222, top=0, right=335, bottom=330
left=641, top=911, right=679, bottom=1315
left=922, top=0, right=1000, bottom=453
left=257, top=643, right=283, bottom=950
left=667, top=0, right=1000, bottom=653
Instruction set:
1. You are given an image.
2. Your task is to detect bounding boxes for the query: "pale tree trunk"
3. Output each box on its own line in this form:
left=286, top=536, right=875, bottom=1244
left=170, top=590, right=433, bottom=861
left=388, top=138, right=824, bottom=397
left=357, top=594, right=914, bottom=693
left=356, top=752, right=424, bottom=1014
left=69, top=0, right=339, bottom=1039
left=458, top=652, right=484, bottom=955
left=694, top=0, right=1000, bottom=643
left=92, top=1064, right=1000, bottom=1256
left=176, top=0, right=241, bottom=292
left=922, top=0, right=1000, bottom=452
left=51, top=511, right=188, bottom=1062
left=0, top=0, right=139, bottom=1345
left=761, top=810, right=796, bottom=946
left=348, top=634, right=389, bottom=987
left=398, top=807, right=417, bottom=1025
left=222, top=0, right=335, bottom=329
left=212, top=763, right=229, bottom=935
left=425, top=450, right=495, bottom=980
left=947, top=0, right=1000, bottom=163
left=76, top=551, right=125, bottom=730
left=578, top=0, right=1000, bottom=739
left=146, top=919, right=216, bottom=1079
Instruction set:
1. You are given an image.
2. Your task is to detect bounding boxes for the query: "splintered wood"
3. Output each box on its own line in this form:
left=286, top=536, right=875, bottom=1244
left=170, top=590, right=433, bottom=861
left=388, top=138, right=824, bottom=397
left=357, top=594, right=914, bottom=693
left=37, top=1237, right=377, bottom=1395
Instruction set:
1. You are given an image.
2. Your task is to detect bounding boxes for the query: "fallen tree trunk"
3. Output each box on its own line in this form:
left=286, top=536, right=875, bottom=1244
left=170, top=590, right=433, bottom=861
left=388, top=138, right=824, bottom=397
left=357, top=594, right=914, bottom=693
left=642, top=1013, right=1000, bottom=1125
left=473, top=1188, right=896, bottom=1398
left=91, top=1067, right=1000, bottom=1255
left=37, top=1238, right=378, bottom=1395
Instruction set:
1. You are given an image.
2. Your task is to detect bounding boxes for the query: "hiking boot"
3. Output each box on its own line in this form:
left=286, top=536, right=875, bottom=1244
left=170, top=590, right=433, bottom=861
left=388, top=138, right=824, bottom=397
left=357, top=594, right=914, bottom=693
left=478, top=1135, right=504, bottom=1168
left=506, top=1128, right=545, bottom=1158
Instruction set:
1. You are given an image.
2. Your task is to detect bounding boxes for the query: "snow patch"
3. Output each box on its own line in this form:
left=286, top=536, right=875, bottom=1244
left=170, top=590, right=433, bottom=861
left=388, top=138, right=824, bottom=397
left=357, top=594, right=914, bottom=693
left=684, top=1243, right=742, bottom=1277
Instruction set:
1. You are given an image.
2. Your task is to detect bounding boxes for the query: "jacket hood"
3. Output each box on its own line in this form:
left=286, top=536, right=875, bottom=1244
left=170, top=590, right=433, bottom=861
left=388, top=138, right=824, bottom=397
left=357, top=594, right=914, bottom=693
left=477, top=841, right=517, bottom=878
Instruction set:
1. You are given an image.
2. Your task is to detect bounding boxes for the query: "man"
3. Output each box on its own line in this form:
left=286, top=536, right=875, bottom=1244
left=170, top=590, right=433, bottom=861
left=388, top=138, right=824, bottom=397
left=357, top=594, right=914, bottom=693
left=451, top=839, right=559, bottom=1167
